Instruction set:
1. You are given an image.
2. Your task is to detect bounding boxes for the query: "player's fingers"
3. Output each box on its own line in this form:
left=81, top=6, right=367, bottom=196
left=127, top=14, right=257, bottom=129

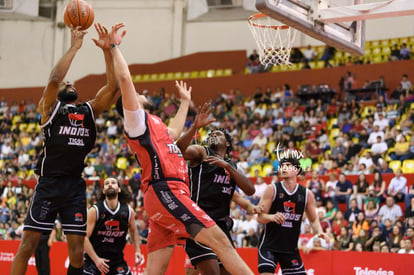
left=102, top=25, right=108, bottom=34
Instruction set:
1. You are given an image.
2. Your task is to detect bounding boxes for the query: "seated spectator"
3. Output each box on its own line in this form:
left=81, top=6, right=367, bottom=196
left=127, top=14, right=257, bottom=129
left=298, top=223, right=314, bottom=250
left=398, top=237, right=414, bottom=254
left=352, top=212, right=370, bottom=237
left=306, top=170, right=325, bottom=198
left=391, top=135, right=410, bottom=160
left=378, top=197, right=403, bottom=225
left=242, top=227, right=259, bottom=248
left=331, top=210, right=348, bottom=237
left=334, top=227, right=352, bottom=251
left=331, top=138, right=346, bottom=161
left=388, top=225, right=404, bottom=253
left=365, top=226, right=387, bottom=251
left=350, top=173, right=370, bottom=209
left=405, top=196, right=414, bottom=219
left=344, top=198, right=361, bottom=224
left=323, top=197, right=337, bottom=223
left=303, top=235, right=330, bottom=254
left=358, top=152, right=374, bottom=173
left=333, top=173, right=353, bottom=209
left=400, top=43, right=411, bottom=60
left=387, top=169, right=407, bottom=203
left=349, top=229, right=368, bottom=252
left=364, top=192, right=380, bottom=222
left=302, top=45, right=318, bottom=62
left=370, top=135, right=388, bottom=163
left=235, top=213, right=258, bottom=248
left=368, top=125, right=385, bottom=146
left=389, top=44, right=401, bottom=61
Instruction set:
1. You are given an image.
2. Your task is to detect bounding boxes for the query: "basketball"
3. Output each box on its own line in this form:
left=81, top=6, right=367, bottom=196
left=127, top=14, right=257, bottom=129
left=63, top=0, right=94, bottom=30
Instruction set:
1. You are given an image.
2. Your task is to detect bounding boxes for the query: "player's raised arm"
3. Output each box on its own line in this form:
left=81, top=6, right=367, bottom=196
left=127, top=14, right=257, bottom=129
left=109, top=23, right=140, bottom=112
left=167, top=81, right=192, bottom=139
left=88, top=23, right=119, bottom=117
left=38, top=26, right=86, bottom=124
left=176, top=102, right=215, bottom=161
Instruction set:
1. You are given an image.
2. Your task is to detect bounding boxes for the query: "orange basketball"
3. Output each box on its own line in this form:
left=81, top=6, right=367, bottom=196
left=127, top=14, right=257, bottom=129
left=63, top=0, right=94, bottom=30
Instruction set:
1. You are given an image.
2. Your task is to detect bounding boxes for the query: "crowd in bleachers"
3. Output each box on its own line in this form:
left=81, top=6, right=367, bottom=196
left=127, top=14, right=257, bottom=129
left=0, top=53, right=414, bottom=254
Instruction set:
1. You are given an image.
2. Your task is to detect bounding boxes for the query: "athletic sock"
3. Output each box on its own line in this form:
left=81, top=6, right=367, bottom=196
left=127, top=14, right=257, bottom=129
left=67, top=264, right=83, bottom=275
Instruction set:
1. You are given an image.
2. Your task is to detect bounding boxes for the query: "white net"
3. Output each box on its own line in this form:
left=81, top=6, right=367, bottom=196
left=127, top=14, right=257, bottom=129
left=248, top=13, right=297, bottom=67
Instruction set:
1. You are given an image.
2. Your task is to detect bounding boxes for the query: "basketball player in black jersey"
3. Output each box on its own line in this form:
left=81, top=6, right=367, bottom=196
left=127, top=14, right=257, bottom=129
left=257, top=157, right=329, bottom=275
left=177, top=107, right=261, bottom=274
left=11, top=24, right=119, bottom=275
left=83, top=177, right=144, bottom=275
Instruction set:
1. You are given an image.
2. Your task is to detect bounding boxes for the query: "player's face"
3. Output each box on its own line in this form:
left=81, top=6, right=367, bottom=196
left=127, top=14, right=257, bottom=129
left=103, top=178, right=120, bottom=198
left=208, top=130, right=226, bottom=147
left=279, top=162, right=297, bottom=179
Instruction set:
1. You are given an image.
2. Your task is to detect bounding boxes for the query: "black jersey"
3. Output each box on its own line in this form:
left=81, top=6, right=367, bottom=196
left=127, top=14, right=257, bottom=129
left=259, top=181, right=308, bottom=253
left=86, top=200, right=131, bottom=262
left=36, top=101, right=96, bottom=177
left=188, top=147, right=236, bottom=221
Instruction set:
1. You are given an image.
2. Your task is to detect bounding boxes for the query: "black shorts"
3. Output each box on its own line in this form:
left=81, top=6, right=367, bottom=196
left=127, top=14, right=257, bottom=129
left=185, top=218, right=233, bottom=267
left=83, top=257, right=131, bottom=275
left=258, top=248, right=305, bottom=274
left=24, top=176, right=87, bottom=235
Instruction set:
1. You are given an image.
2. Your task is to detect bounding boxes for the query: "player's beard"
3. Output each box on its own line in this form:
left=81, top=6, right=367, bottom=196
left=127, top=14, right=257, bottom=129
left=105, top=188, right=118, bottom=200
left=208, top=136, right=220, bottom=148
left=58, top=87, right=78, bottom=103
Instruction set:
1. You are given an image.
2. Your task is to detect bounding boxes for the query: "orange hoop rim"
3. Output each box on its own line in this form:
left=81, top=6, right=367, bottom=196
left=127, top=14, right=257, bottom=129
left=248, top=13, right=290, bottom=30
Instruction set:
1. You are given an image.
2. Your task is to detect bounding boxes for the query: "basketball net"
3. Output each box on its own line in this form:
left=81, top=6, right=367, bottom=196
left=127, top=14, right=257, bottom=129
left=248, top=13, right=297, bottom=67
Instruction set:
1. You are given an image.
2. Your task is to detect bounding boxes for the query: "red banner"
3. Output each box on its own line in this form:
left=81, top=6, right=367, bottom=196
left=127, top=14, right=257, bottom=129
left=1, top=241, right=413, bottom=274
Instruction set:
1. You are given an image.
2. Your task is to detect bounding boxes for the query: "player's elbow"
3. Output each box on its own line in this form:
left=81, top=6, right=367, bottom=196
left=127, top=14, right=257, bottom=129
left=244, top=186, right=255, bottom=196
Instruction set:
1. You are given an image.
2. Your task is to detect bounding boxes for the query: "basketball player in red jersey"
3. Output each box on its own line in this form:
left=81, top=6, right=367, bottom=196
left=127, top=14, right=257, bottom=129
left=109, top=23, right=254, bottom=275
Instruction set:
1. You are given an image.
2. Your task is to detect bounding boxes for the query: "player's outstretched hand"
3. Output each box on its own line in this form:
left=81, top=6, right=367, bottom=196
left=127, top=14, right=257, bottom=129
left=194, top=102, right=215, bottom=129
left=135, top=252, right=145, bottom=266
left=175, top=80, right=192, bottom=102
left=94, top=257, right=110, bottom=274
left=109, top=23, right=127, bottom=46
left=70, top=25, right=87, bottom=50
left=92, top=23, right=110, bottom=50
left=271, top=212, right=286, bottom=224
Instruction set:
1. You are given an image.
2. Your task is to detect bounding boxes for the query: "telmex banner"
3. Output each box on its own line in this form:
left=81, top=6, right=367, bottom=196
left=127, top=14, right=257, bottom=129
left=0, top=241, right=413, bottom=274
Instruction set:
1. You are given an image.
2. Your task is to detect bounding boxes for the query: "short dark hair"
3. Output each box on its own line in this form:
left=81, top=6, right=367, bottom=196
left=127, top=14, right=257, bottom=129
left=208, top=128, right=233, bottom=155
left=279, top=157, right=302, bottom=175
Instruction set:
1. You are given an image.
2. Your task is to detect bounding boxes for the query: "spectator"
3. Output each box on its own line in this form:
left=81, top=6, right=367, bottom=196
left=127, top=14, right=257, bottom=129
left=368, top=125, right=385, bottom=145
left=349, top=229, right=368, bottom=252
left=398, top=237, right=414, bottom=254
left=364, top=192, right=380, bottom=222
left=344, top=198, right=361, bottom=224
left=389, top=44, right=401, bottom=61
left=401, top=74, right=412, bottom=93
left=352, top=212, right=370, bottom=237
left=350, top=173, right=370, bottom=209
left=387, top=169, right=407, bottom=203
left=302, top=45, right=318, bottom=62
left=388, top=225, right=404, bottom=253
left=405, top=196, right=414, bottom=219
left=334, top=227, right=352, bottom=251
left=303, top=235, right=330, bottom=254
left=391, top=135, right=410, bottom=160
left=306, top=170, right=325, bottom=198
left=365, top=226, right=387, bottom=251
left=298, top=223, right=314, bottom=250
left=325, top=198, right=338, bottom=224
left=378, top=160, right=393, bottom=174
left=358, top=152, right=375, bottom=174
left=331, top=210, right=348, bottom=237
left=378, top=196, right=403, bottom=224
left=400, top=43, right=411, bottom=60
left=333, top=173, right=353, bottom=209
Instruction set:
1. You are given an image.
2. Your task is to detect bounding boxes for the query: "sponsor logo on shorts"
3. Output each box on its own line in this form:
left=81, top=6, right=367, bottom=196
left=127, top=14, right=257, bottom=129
left=74, top=212, right=83, bottom=222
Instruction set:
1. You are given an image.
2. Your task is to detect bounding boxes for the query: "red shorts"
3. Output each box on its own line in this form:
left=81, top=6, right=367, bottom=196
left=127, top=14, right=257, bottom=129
left=144, top=180, right=215, bottom=253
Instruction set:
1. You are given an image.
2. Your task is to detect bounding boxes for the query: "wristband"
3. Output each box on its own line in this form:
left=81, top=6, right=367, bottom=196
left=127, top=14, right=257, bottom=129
left=111, top=43, right=119, bottom=49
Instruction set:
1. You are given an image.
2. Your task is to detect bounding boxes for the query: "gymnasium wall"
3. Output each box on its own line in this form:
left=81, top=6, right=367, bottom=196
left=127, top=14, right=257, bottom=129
left=0, top=0, right=414, bottom=89
left=0, top=56, right=412, bottom=106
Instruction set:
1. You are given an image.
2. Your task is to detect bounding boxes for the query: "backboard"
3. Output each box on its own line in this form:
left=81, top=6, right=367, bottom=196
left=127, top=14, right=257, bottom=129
left=256, top=0, right=366, bottom=56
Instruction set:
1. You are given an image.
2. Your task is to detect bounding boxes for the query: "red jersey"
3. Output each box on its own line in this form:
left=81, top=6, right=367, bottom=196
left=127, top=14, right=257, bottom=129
left=125, top=112, right=188, bottom=193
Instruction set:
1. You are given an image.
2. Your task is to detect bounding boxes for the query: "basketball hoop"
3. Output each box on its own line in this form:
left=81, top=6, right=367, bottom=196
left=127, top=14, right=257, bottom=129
left=248, top=13, right=297, bottom=67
